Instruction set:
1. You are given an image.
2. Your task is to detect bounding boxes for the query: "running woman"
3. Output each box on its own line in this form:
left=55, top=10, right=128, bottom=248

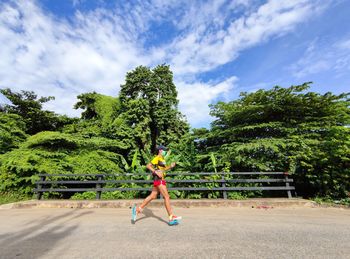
left=132, top=145, right=181, bottom=224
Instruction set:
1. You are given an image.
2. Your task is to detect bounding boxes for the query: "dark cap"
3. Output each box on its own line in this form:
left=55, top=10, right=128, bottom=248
left=156, top=145, right=167, bottom=151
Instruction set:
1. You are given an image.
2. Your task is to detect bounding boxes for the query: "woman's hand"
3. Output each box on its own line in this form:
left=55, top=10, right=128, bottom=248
left=170, top=162, right=176, bottom=169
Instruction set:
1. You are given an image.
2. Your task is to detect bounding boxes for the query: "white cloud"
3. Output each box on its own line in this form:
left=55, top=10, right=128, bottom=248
left=162, top=0, right=329, bottom=75
left=177, top=76, right=237, bottom=127
left=0, top=0, right=147, bottom=116
left=0, top=0, right=331, bottom=126
left=337, top=39, right=350, bottom=50
left=290, top=37, right=350, bottom=78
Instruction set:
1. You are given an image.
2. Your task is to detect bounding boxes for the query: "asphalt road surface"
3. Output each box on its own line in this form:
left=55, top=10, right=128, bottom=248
left=0, top=207, right=349, bottom=258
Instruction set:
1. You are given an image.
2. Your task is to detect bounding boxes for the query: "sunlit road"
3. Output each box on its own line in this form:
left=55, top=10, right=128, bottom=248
left=0, top=207, right=349, bottom=258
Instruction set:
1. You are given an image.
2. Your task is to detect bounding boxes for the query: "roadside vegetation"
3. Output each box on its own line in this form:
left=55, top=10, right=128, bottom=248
left=0, top=65, right=349, bottom=203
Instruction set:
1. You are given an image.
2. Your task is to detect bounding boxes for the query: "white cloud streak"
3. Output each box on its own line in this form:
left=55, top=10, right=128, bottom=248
left=290, top=37, right=350, bottom=79
left=162, top=0, right=328, bottom=75
left=0, top=0, right=331, bottom=126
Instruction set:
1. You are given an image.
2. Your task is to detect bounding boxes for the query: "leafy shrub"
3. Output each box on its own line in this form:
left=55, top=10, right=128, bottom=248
left=70, top=192, right=96, bottom=200
left=228, top=192, right=247, bottom=200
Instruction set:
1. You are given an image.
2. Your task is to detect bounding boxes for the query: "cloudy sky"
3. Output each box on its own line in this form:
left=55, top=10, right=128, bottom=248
left=0, top=0, right=349, bottom=128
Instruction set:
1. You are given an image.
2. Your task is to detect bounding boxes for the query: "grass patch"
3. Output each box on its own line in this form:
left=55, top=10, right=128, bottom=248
left=228, top=192, right=247, bottom=200
left=313, top=196, right=350, bottom=207
left=0, top=192, right=32, bottom=205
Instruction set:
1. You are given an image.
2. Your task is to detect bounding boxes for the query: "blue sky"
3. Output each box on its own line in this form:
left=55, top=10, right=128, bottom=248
left=0, top=0, right=349, bottom=128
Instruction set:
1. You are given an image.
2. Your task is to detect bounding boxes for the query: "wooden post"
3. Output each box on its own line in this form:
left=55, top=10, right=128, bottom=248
left=284, top=172, right=292, bottom=198
left=222, top=173, right=227, bottom=199
left=36, top=175, right=46, bottom=200
left=96, top=175, right=103, bottom=200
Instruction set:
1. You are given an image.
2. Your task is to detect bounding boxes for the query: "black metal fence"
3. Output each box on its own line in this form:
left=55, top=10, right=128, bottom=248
left=34, top=172, right=295, bottom=199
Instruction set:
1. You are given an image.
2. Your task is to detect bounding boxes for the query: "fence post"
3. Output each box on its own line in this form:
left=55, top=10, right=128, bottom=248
left=284, top=172, right=292, bottom=198
left=36, top=175, right=46, bottom=200
left=222, top=173, right=227, bottom=199
left=96, top=174, right=103, bottom=200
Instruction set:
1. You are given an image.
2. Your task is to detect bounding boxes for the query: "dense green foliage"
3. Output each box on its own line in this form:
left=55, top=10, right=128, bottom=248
left=0, top=131, right=128, bottom=195
left=0, top=113, right=28, bottom=154
left=204, top=83, right=349, bottom=198
left=119, top=65, right=189, bottom=153
left=0, top=65, right=190, bottom=199
left=0, top=88, right=74, bottom=134
left=0, top=69, right=349, bottom=201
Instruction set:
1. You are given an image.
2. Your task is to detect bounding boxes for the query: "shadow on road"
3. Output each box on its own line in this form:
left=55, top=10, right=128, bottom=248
left=0, top=209, right=93, bottom=258
left=133, top=207, right=168, bottom=225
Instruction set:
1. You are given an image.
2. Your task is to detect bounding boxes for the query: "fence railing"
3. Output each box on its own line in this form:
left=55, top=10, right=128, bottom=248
left=34, top=172, right=295, bottom=200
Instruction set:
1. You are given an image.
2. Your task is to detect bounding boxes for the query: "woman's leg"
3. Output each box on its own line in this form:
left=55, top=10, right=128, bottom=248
left=157, top=184, right=173, bottom=216
left=137, top=186, right=158, bottom=213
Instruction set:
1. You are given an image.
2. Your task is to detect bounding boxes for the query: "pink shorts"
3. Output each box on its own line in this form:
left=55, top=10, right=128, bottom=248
left=153, top=180, right=166, bottom=187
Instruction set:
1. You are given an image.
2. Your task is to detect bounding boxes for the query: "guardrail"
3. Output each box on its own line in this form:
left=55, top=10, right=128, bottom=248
left=34, top=172, right=295, bottom=200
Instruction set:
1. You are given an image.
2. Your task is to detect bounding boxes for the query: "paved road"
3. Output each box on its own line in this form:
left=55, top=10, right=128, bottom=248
left=0, top=207, right=349, bottom=258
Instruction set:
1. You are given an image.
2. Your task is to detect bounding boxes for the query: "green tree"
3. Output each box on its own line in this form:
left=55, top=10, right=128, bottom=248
left=207, top=83, right=350, bottom=198
left=119, top=65, right=189, bottom=153
left=0, top=131, right=128, bottom=196
left=0, top=113, right=28, bottom=154
left=0, top=91, right=130, bottom=198
left=74, top=92, right=120, bottom=122
left=0, top=88, right=75, bottom=135
left=68, top=92, right=134, bottom=154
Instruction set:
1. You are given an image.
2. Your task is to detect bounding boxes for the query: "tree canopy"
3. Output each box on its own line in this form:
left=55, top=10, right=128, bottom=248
left=0, top=88, right=74, bottom=134
left=119, top=65, right=189, bottom=153
left=204, top=83, right=349, bottom=198
left=0, top=71, right=349, bottom=200
left=0, top=113, right=28, bottom=154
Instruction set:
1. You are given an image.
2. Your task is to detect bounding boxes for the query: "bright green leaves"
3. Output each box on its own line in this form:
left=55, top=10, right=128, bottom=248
left=0, top=88, right=73, bottom=135
left=75, top=92, right=120, bottom=125
left=0, top=65, right=190, bottom=199
left=119, top=65, right=189, bottom=153
left=0, top=113, right=28, bottom=154
left=25, top=131, right=78, bottom=150
left=206, top=83, right=350, bottom=198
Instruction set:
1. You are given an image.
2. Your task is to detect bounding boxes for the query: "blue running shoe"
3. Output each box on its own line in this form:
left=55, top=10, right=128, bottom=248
left=168, top=219, right=179, bottom=226
left=131, top=204, right=137, bottom=223
left=168, top=215, right=181, bottom=226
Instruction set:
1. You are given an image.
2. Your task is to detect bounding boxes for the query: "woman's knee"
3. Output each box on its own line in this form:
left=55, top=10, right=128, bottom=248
left=162, top=193, right=170, bottom=200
